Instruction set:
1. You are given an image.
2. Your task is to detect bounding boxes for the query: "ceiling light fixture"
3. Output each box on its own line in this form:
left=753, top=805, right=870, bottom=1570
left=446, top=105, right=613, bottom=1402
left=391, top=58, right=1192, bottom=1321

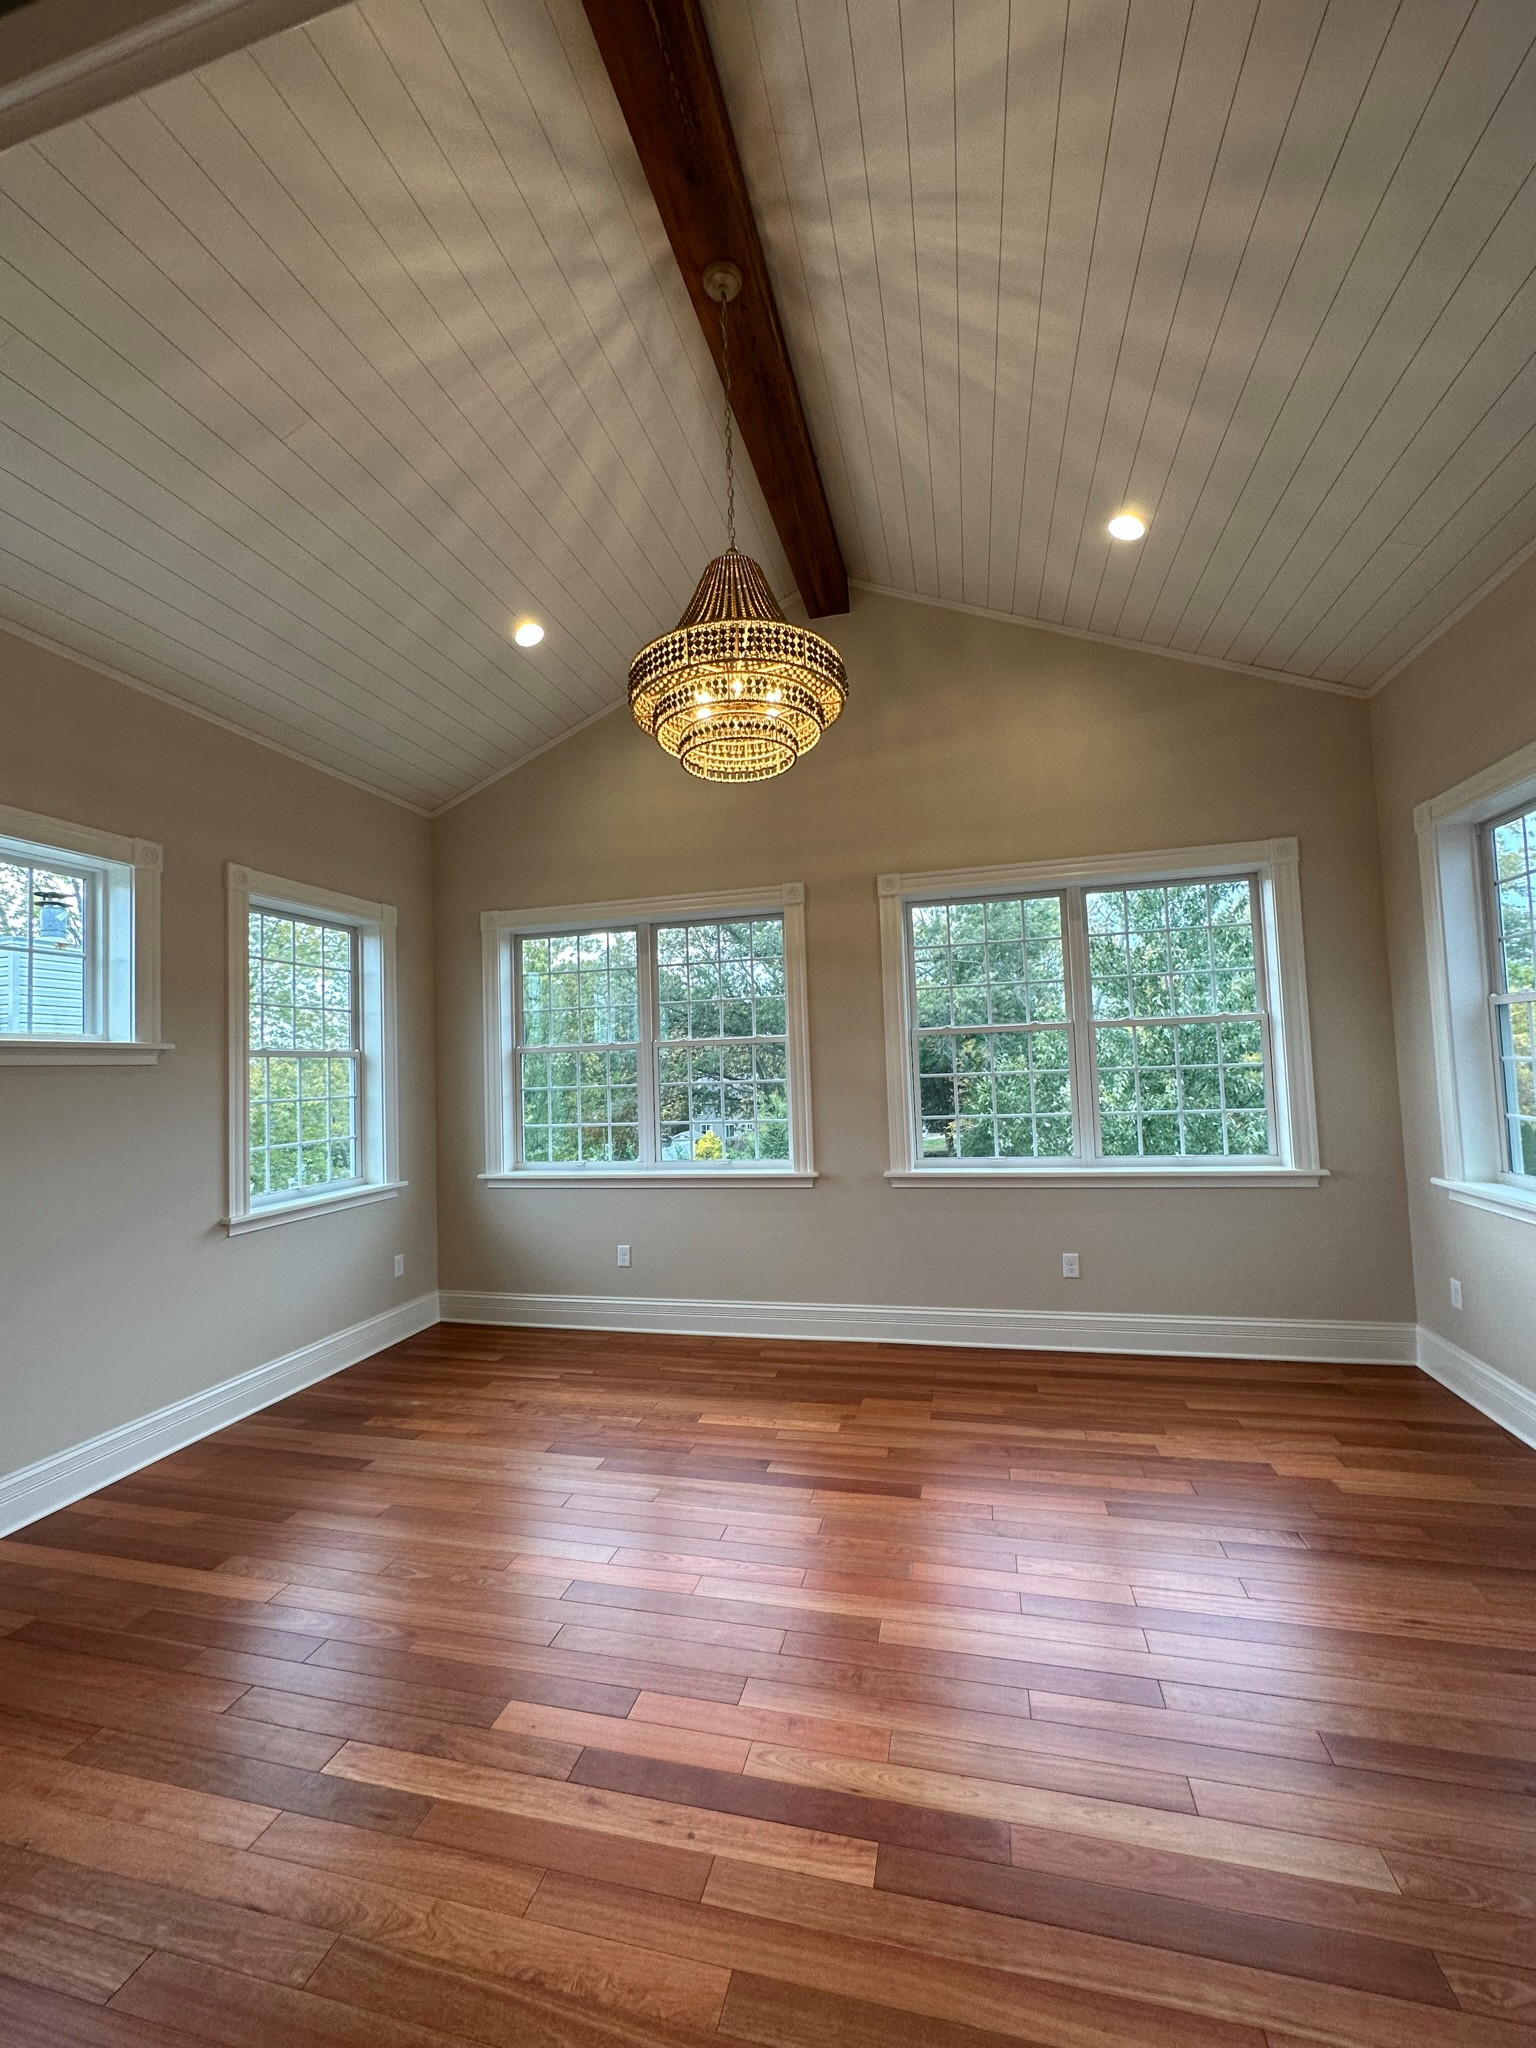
left=627, top=262, right=847, bottom=783
left=1107, top=512, right=1147, bottom=541
left=513, top=620, right=544, bottom=647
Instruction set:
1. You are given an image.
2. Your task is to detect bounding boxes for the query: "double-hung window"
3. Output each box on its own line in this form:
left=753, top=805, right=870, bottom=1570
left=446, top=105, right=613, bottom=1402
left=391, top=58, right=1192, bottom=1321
left=880, top=840, right=1321, bottom=1185
left=1417, top=744, right=1536, bottom=1225
left=1488, top=800, right=1535, bottom=1182
left=0, top=802, right=163, bottom=1064
left=226, top=865, right=401, bottom=1232
left=482, top=885, right=813, bottom=1183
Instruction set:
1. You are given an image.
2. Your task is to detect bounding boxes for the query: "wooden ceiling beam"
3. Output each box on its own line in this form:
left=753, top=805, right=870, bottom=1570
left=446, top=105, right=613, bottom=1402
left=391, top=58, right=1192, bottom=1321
left=582, top=0, right=848, bottom=618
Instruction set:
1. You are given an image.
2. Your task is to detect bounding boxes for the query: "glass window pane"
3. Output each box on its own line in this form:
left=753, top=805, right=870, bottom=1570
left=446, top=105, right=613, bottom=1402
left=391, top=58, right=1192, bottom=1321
left=1085, top=878, right=1272, bottom=1160
left=249, top=1048, right=358, bottom=1198
left=518, top=928, right=638, bottom=1049
left=250, top=911, right=355, bottom=1056
left=1491, top=807, right=1535, bottom=998
left=1091, top=1018, right=1272, bottom=1159
left=656, top=1035, right=791, bottom=1163
left=908, top=895, right=1066, bottom=1030
left=1488, top=808, right=1536, bottom=1177
left=644, top=915, right=793, bottom=1167
left=246, top=908, right=358, bottom=1199
left=911, top=1028, right=1074, bottom=1159
left=519, top=1043, right=639, bottom=1166
left=656, top=915, right=787, bottom=1041
left=515, top=915, right=795, bottom=1170
left=0, top=856, right=88, bottom=1036
left=1496, top=996, right=1535, bottom=1178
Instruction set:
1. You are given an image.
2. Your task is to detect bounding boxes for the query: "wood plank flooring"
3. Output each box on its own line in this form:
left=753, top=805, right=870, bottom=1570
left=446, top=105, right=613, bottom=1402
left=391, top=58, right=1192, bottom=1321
left=2, top=1324, right=1535, bottom=2047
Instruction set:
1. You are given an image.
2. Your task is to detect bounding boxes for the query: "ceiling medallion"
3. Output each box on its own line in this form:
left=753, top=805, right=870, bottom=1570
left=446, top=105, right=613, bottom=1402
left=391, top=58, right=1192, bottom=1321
left=628, top=261, right=847, bottom=783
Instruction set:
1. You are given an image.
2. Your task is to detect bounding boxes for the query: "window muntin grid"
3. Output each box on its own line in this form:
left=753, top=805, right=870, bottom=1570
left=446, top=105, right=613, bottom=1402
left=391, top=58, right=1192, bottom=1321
left=513, top=915, right=793, bottom=1168
left=902, top=876, right=1277, bottom=1168
left=908, top=896, right=1073, bottom=1158
left=1087, top=880, right=1272, bottom=1159
left=247, top=910, right=359, bottom=1200
left=1489, top=803, right=1536, bottom=1179
left=657, top=917, right=787, bottom=1162
left=0, top=855, right=89, bottom=1035
left=517, top=930, right=639, bottom=1165
left=520, top=928, right=639, bottom=1048
left=658, top=916, right=786, bottom=1040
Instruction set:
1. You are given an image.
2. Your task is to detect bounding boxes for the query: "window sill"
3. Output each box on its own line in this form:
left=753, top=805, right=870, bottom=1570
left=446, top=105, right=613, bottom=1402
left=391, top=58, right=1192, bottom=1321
left=0, top=1040, right=173, bottom=1066
left=481, top=1171, right=817, bottom=1189
left=1432, top=1177, right=1536, bottom=1227
left=887, top=1166, right=1326, bottom=1189
left=225, top=1181, right=407, bottom=1234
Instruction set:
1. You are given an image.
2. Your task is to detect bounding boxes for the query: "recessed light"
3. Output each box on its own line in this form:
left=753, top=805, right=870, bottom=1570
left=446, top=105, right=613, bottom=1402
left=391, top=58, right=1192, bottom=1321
left=513, top=620, right=544, bottom=647
left=1107, top=512, right=1146, bottom=542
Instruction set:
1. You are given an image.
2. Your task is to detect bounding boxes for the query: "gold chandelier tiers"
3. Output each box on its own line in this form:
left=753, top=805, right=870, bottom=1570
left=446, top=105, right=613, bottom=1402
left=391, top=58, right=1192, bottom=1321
left=628, top=548, right=847, bottom=783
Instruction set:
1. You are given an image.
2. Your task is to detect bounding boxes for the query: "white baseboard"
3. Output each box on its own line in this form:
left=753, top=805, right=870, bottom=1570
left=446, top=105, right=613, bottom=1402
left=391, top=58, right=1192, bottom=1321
left=12, top=1296, right=1522, bottom=1545
left=0, top=1292, right=440, bottom=1537
left=1416, top=1324, right=1536, bottom=1451
left=438, top=1289, right=1418, bottom=1366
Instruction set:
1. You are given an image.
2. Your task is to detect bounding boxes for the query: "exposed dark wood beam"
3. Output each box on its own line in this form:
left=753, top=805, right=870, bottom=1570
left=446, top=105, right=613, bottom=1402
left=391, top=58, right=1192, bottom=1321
left=0, top=0, right=352, bottom=153
left=582, top=0, right=848, bottom=619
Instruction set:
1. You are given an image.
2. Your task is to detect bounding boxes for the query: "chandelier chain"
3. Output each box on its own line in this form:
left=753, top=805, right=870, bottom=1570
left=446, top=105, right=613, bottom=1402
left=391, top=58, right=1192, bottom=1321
left=720, top=292, right=735, bottom=553
left=624, top=258, right=845, bottom=782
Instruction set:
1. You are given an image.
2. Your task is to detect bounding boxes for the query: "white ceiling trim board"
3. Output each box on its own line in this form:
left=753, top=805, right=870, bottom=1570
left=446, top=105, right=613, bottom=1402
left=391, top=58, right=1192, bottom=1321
left=0, top=611, right=431, bottom=815
left=429, top=694, right=626, bottom=818
left=848, top=580, right=1366, bottom=701
left=1367, top=524, right=1536, bottom=695
left=0, top=2, right=311, bottom=115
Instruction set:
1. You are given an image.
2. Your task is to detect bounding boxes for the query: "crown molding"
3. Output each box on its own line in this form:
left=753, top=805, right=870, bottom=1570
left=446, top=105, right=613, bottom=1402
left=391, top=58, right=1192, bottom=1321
left=0, top=0, right=353, bottom=151
left=848, top=581, right=1370, bottom=701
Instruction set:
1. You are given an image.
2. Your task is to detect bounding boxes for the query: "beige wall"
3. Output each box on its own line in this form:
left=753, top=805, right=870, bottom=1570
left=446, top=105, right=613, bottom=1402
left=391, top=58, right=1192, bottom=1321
left=12, top=559, right=1534, bottom=1480
left=1371, top=557, right=1536, bottom=1395
left=0, top=631, right=437, bottom=1474
left=433, top=588, right=1414, bottom=1332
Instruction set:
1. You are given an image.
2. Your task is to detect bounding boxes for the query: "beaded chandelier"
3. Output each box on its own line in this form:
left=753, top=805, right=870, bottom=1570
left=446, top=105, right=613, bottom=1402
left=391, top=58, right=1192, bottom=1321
left=628, top=263, right=847, bottom=783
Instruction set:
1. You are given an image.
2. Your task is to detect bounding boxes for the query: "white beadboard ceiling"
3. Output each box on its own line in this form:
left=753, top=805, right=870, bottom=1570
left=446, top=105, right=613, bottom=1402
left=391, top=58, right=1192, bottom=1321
left=0, top=0, right=789, bottom=810
left=2, top=0, right=1535, bottom=810
left=712, top=0, right=1536, bottom=694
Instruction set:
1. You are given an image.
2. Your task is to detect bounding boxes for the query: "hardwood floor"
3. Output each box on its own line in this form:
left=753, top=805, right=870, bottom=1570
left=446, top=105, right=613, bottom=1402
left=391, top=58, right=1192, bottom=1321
left=1, top=1325, right=1535, bottom=2048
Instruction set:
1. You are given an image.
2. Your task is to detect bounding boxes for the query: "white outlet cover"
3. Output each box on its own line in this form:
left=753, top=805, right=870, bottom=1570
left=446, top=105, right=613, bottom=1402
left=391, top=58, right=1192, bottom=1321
left=1450, top=1278, right=1463, bottom=1309
left=617, top=1245, right=631, bottom=1267
left=1062, top=1253, right=1080, bottom=1278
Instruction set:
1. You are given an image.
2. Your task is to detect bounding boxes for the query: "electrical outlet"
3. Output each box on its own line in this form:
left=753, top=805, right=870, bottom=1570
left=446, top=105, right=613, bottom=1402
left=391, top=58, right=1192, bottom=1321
left=393, top=1253, right=405, bottom=1279
left=1062, top=1252, right=1080, bottom=1278
left=617, top=1244, right=631, bottom=1268
left=1450, top=1277, right=1462, bottom=1310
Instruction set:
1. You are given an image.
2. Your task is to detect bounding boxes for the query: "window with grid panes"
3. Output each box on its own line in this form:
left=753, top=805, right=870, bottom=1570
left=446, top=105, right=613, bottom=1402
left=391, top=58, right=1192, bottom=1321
left=0, top=807, right=160, bottom=1060
left=896, top=861, right=1292, bottom=1174
left=1088, top=880, right=1270, bottom=1159
left=911, top=896, right=1073, bottom=1159
left=517, top=929, right=640, bottom=1165
left=657, top=917, right=789, bottom=1163
left=1488, top=802, right=1536, bottom=1179
left=247, top=909, right=360, bottom=1200
left=0, top=853, right=89, bottom=1035
left=511, top=912, right=796, bottom=1171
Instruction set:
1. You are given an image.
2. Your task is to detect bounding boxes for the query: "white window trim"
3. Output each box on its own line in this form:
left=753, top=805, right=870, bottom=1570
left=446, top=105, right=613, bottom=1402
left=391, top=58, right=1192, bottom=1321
left=481, top=883, right=815, bottom=1186
left=0, top=800, right=167, bottom=1064
left=878, top=838, right=1323, bottom=1188
left=225, top=864, right=403, bottom=1234
left=1415, top=739, right=1536, bottom=1231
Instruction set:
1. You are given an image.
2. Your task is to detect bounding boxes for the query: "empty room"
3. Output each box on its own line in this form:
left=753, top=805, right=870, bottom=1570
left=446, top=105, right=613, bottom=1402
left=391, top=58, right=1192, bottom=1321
left=1, top=0, right=1535, bottom=2043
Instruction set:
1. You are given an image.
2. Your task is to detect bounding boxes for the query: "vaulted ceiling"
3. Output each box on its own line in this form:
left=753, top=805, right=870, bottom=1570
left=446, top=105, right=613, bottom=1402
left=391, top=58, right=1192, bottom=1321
left=1, top=0, right=1534, bottom=810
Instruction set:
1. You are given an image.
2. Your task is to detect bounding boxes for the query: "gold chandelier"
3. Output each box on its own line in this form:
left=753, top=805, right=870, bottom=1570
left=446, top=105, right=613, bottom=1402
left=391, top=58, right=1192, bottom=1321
left=628, top=263, right=847, bottom=783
